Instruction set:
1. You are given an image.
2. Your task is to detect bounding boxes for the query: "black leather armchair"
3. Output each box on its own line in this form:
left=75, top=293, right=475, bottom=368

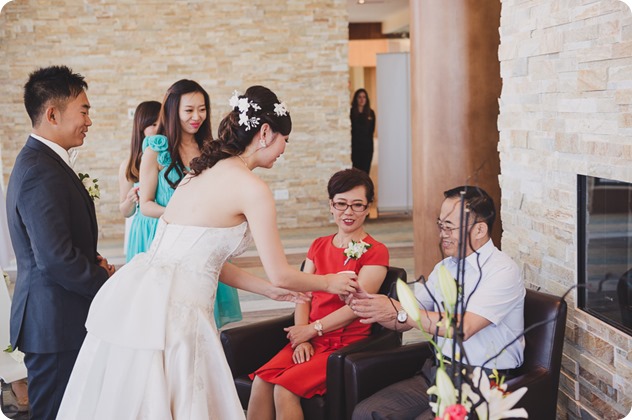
left=220, top=266, right=406, bottom=420
left=343, top=289, right=568, bottom=419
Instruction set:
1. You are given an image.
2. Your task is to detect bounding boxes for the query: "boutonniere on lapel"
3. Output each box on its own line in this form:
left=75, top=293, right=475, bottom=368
left=78, top=173, right=100, bottom=201
left=343, top=240, right=371, bottom=265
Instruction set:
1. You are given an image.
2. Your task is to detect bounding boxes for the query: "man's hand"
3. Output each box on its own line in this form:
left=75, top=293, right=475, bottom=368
left=97, top=255, right=115, bottom=277
left=349, top=293, right=398, bottom=324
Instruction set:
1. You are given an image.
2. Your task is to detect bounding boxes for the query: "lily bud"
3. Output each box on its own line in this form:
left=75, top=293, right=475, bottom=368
left=438, top=265, right=457, bottom=314
left=395, top=279, right=420, bottom=322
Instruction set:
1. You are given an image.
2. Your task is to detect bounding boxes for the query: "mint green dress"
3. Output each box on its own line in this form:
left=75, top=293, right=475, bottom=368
left=126, top=135, right=242, bottom=328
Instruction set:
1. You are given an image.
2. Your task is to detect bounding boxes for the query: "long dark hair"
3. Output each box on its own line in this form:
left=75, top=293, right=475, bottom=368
left=157, top=79, right=212, bottom=188
left=190, top=85, right=291, bottom=174
left=350, top=88, right=372, bottom=119
left=125, top=100, right=161, bottom=183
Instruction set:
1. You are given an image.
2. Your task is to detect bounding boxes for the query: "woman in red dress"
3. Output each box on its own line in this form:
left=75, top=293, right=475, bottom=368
left=247, top=168, right=389, bottom=419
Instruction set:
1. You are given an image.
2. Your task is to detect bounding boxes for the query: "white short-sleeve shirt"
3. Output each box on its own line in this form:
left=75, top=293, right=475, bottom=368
left=414, top=239, right=525, bottom=370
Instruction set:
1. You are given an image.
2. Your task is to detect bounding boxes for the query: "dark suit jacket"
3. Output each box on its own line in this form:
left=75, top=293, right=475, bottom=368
left=6, top=136, right=109, bottom=353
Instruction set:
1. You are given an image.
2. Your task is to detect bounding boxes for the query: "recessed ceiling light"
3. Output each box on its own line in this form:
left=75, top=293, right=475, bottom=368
left=358, top=0, right=365, bottom=4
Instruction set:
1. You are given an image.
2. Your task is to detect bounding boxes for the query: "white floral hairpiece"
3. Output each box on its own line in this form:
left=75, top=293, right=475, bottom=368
left=229, top=91, right=289, bottom=131
left=274, top=102, right=289, bottom=116
left=229, top=90, right=261, bottom=131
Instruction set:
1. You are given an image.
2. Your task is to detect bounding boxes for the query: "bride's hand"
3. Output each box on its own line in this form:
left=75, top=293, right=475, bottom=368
left=325, top=272, right=358, bottom=296
left=266, top=286, right=311, bottom=304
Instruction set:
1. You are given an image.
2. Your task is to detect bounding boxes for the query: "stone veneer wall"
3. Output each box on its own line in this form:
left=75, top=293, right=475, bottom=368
left=0, top=0, right=350, bottom=239
left=499, top=0, right=632, bottom=418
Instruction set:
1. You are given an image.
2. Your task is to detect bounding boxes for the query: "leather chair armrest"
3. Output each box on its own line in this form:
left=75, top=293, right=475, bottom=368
left=504, top=367, right=553, bottom=420
left=344, top=341, right=433, bottom=419
left=504, top=366, right=548, bottom=392
left=220, top=313, right=294, bottom=377
left=324, top=329, right=402, bottom=420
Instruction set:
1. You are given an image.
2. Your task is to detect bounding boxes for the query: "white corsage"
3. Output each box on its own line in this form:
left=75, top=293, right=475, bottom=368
left=343, top=240, right=372, bottom=265
left=78, top=173, right=100, bottom=200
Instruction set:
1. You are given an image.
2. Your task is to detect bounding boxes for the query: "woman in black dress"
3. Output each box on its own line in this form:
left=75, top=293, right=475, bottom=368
left=350, top=88, right=376, bottom=174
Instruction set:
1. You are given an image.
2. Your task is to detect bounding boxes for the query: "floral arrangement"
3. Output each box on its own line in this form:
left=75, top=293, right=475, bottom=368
left=229, top=90, right=289, bottom=131
left=343, top=240, right=372, bottom=265
left=78, top=172, right=100, bottom=200
left=396, top=274, right=528, bottom=420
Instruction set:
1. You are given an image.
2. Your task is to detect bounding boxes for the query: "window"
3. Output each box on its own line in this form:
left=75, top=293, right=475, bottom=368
left=578, top=175, right=632, bottom=336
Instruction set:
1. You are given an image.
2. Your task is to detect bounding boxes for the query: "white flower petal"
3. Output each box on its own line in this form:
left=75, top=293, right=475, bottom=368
left=438, top=264, right=457, bottom=313
left=396, top=279, right=420, bottom=322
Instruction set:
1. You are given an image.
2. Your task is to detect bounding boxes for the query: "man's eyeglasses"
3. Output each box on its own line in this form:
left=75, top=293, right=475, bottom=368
left=332, top=201, right=369, bottom=212
left=436, top=221, right=476, bottom=234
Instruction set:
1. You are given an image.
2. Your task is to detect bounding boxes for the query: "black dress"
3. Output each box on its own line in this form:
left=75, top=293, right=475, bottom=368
left=350, top=108, right=376, bottom=174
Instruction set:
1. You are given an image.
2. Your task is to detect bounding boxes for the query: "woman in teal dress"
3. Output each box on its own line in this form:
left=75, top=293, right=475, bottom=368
left=118, top=100, right=161, bottom=260
left=127, top=79, right=242, bottom=328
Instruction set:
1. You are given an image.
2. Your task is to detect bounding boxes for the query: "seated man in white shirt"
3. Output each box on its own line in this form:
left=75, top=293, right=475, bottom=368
left=349, top=185, right=525, bottom=420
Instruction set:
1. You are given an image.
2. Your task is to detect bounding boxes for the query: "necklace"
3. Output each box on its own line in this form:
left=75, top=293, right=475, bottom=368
left=237, top=154, right=249, bottom=169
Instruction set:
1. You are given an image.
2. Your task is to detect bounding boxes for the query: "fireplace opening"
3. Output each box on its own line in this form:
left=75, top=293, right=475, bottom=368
left=578, top=175, right=632, bottom=336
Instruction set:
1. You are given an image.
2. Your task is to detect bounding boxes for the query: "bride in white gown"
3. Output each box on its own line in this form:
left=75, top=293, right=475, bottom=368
left=57, top=86, right=358, bottom=420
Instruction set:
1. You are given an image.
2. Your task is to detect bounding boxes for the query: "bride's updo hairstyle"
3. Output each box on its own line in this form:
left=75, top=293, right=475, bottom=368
left=190, top=85, right=291, bottom=174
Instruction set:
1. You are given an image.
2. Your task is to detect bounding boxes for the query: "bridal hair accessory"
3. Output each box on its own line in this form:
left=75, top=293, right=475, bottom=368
left=229, top=90, right=261, bottom=131
left=274, top=102, right=289, bottom=116
left=228, top=90, right=289, bottom=131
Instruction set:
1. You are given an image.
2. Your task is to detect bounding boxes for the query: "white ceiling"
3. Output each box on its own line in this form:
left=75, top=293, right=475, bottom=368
left=347, top=0, right=409, bottom=33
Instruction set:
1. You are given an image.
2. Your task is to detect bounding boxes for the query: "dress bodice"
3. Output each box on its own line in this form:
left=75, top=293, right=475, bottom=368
left=146, top=218, right=252, bottom=271
left=86, top=218, right=252, bottom=350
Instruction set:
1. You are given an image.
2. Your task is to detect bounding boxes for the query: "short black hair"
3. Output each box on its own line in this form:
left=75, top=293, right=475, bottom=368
left=327, top=168, right=375, bottom=203
left=23, top=65, right=88, bottom=127
left=443, top=185, right=496, bottom=232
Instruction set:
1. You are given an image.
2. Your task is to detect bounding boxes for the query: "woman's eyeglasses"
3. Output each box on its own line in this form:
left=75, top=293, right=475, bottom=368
left=332, top=202, right=369, bottom=212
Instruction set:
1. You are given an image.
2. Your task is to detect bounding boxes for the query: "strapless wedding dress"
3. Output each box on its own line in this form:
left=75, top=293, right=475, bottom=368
left=57, top=218, right=251, bottom=419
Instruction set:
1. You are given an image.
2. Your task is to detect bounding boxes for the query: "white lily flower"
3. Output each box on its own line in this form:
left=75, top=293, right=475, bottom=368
left=396, top=279, right=420, bottom=322
left=438, top=264, right=457, bottom=314
left=470, top=367, right=528, bottom=420
left=427, top=367, right=457, bottom=417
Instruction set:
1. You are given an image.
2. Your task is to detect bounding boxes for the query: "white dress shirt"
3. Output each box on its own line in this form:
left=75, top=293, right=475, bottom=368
left=415, top=239, right=525, bottom=370
left=30, top=133, right=73, bottom=167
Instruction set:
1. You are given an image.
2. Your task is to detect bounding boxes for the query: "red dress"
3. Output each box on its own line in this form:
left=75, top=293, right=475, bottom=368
left=251, top=234, right=389, bottom=398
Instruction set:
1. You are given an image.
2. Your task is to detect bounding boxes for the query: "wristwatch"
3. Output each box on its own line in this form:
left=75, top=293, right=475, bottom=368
left=313, top=319, right=324, bottom=336
left=397, top=309, right=408, bottom=323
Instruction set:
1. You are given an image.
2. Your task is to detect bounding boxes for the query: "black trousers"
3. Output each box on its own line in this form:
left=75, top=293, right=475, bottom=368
left=351, top=148, right=373, bottom=174
left=24, top=349, right=79, bottom=420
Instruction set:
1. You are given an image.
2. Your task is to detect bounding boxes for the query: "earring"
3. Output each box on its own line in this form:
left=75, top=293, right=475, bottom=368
left=259, top=138, right=266, bottom=148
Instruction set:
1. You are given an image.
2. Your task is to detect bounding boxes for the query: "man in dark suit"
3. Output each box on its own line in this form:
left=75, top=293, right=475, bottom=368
left=6, top=65, right=114, bottom=419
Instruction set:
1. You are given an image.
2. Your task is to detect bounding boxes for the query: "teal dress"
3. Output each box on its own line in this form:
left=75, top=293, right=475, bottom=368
left=125, top=135, right=242, bottom=328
